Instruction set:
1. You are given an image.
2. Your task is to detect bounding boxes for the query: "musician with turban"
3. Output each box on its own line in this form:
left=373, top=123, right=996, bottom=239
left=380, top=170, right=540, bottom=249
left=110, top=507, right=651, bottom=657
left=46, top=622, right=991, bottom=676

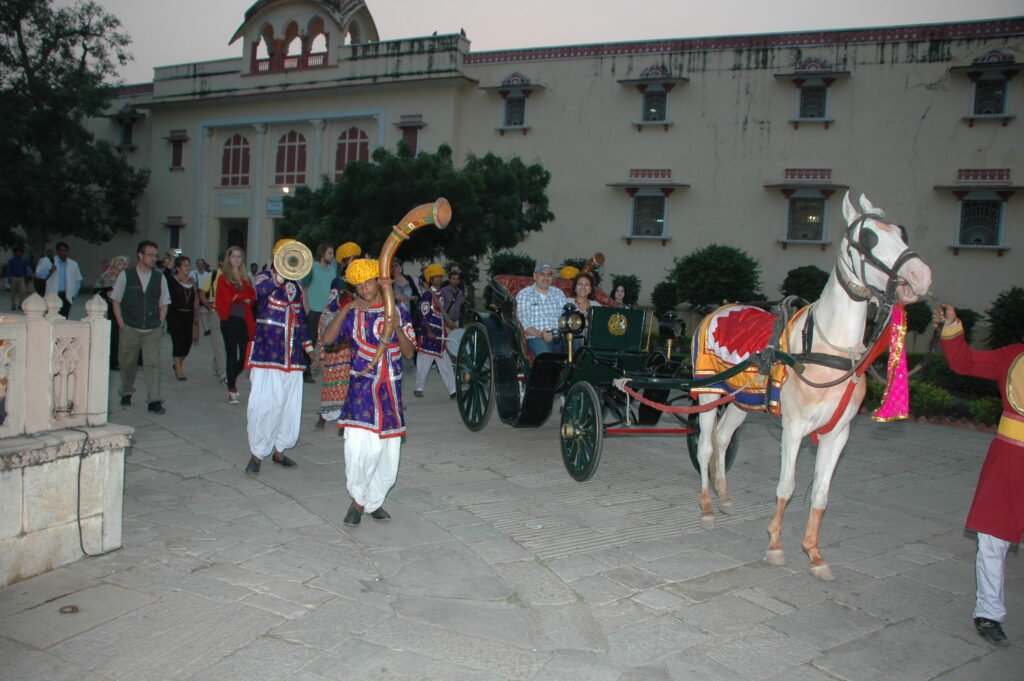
left=413, top=263, right=457, bottom=399
left=936, top=303, right=1024, bottom=646
left=322, top=258, right=416, bottom=527
left=243, top=239, right=315, bottom=475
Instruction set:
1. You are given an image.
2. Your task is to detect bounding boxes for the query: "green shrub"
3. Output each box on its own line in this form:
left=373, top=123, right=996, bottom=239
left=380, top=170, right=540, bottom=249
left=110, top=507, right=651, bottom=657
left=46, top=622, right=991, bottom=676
left=969, top=397, right=1003, bottom=426
left=909, top=381, right=955, bottom=417
left=780, top=265, right=829, bottom=302
left=986, top=286, right=1024, bottom=348
left=957, top=308, right=980, bottom=344
left=651, top=280, right=679, bottom=319
left=610, top=274, right=641, bottom=305
left=861, top=377, right=886, bottom=412
left=904, top=300, right=932, bottom=335
left=669, top=244, right=762, bottom=313
left=487, top=251, right=535, bottom=277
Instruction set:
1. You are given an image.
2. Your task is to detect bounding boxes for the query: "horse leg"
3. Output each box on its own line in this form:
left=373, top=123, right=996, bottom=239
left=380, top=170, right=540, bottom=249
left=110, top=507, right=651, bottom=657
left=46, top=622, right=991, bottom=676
left=802, top=427, right=850, bottom=581
left=696, top=396, right=718, bottom=529
left=766, top=425, right=803, bottom=566
left=712, top=405, right=746, bottom=515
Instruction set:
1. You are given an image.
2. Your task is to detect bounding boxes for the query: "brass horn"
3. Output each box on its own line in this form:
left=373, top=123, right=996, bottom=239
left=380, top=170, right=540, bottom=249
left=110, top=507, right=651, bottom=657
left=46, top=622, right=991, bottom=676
left=273, top=241, right=313, bottom=281
left=582, top=252, right=605, bottom=273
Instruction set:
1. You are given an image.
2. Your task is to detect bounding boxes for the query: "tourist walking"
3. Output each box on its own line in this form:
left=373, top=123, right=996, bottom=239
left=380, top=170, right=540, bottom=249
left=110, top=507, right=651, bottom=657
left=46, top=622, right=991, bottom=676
left=197, top=254, right=227, bottom=383
left=35, top=241, right=82, bottom=318
left=110, top=240, right=170, bottom=414
left=215, top=246, right=255, bottom=405
left=6, top=247, right=31, bottom=310
left=165, top=255, right=199, bottom=381
left=300, top=243, right=338, bottom=384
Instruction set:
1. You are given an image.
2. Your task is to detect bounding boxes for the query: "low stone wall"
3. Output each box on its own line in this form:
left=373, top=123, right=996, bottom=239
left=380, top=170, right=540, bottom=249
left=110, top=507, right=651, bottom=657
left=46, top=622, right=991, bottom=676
left=0, top=424, right=132, bottom=588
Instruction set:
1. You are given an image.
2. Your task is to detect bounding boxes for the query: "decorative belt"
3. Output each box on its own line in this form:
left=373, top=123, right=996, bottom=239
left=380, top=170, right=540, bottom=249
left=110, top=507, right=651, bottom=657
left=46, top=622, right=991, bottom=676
left=997, top=411, right=1024, bottom=448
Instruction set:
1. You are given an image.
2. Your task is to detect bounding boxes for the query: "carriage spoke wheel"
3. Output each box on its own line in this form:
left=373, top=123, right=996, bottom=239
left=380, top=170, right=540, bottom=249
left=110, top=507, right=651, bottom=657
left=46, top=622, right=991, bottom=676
left=456, top=323, right=495, bottom=431
left=686, top=402, right=740, bottom=474
left=560, top=381, right=604, bottom=482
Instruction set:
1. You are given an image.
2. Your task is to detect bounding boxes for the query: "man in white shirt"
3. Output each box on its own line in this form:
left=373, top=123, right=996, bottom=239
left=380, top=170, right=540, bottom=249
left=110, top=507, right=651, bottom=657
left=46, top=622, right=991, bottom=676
left=110, top=240, right=171, bottom=414
left=35, top=241, right=82, bottom=318
left=515, top=262, right=568, bottom=355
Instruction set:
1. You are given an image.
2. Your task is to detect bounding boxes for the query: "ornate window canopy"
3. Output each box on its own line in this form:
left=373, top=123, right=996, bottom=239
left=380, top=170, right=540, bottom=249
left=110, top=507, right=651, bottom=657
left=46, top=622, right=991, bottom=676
left=774, top=58, right=850, bottom=82
left=949, top=49, right=1022, bottom=79
left=934, top=169, right=1022, bottom=196
left=607, top=168, right=689, bottom=194
left=480, top=72, right=546, bottom=94
left=764, top=168, right=848, bottom=195
left=617, top=64, right=688, bottom=89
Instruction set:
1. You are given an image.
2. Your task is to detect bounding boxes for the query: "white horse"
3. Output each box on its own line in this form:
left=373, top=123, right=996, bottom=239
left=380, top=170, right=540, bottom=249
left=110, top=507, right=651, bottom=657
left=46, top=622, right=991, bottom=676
left=692, top=192, right=932, bottom=580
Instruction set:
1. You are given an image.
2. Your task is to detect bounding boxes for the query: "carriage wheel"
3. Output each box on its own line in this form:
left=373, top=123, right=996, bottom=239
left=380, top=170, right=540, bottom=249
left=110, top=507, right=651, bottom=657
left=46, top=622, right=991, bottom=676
left=560, top=381, right=604, bottom=482
left=456, top=323, right=495, bottom=431
left=686, top=403, right=740, bottom=473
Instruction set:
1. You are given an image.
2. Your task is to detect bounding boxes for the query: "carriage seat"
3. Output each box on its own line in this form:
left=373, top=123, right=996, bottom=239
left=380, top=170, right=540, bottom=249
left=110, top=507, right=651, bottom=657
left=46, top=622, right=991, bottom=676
left=492, top=274, right=618, bottom=365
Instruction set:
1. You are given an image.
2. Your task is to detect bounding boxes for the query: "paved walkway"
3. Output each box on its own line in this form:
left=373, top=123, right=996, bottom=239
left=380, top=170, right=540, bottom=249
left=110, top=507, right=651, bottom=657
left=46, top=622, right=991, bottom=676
left=1, top=318, right=1021, bottom=680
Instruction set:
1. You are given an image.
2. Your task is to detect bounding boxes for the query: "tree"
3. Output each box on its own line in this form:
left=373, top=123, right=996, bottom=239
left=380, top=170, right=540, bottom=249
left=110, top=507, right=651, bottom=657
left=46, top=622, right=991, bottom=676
left=669, top=244, right=762, bottom=314
left=0, top=0, right=149, bottom=257
left=985, top=286, right=1024, bottom=348
left=279, top=141, right=554, bottom=267
left=780, top=265, right=829, bottom=302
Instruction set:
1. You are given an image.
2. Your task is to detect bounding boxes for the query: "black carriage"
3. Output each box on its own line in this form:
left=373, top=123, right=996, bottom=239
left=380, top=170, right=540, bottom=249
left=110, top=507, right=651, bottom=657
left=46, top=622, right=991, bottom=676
left=454, top=274, right=739, bottom=481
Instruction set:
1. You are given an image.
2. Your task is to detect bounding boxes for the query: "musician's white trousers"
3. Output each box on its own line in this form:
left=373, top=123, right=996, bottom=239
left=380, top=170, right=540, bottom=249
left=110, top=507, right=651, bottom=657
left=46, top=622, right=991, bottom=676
left=415, top=351, right=456, bottom=395
left=344, top=427, right=400, bottom=513
left=247, top=368, right=303, bottom=459
left=974, top=532, right=1010, bottom=622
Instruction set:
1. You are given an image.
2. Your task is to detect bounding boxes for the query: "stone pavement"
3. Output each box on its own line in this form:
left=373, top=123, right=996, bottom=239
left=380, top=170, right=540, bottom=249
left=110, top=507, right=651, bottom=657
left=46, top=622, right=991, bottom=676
left=1, top=315, right=1021, bottom=680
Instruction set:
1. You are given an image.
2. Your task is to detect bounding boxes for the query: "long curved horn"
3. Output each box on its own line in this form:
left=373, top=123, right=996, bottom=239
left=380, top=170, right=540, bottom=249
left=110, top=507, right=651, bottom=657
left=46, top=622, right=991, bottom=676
left=355, top=198, right=452, bottom=377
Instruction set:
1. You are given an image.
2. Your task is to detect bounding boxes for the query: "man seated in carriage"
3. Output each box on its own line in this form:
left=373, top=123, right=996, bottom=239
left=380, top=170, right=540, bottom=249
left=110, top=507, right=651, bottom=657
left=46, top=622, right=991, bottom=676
left=515, top=261, right=568, bottom=355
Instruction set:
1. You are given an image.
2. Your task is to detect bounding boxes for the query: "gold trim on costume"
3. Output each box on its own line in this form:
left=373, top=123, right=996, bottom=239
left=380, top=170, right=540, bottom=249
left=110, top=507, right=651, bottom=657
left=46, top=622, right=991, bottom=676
left=1008, top=353, right=1024, bottom=416
left=997, top=412, right=1024, bottom=445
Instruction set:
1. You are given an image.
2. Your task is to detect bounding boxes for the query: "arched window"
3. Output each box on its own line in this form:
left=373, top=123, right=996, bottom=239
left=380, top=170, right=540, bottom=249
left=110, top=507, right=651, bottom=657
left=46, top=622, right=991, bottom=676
left=221, top=134, right=250, bottom=186
left=275, top=130, right=306, bottom=185
left=335, top=127, right=369, bottom=180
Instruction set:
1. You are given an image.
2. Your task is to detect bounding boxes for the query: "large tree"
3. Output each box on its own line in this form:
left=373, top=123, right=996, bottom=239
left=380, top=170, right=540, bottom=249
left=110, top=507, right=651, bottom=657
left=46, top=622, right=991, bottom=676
left=0, top=0, right=149, bottom=257
left=279, top=141, right=554, bottom=277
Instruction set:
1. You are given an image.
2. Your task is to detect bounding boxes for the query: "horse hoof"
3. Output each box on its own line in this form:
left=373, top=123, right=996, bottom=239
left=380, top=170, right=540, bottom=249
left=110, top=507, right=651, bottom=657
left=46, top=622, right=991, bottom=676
left=765, top=549, right=786, bottom=566
left=719, top=500, right=734, bottom=515
left=701, top=514, right=716, bottom=530
left=810, top=563, right=835, bottom=581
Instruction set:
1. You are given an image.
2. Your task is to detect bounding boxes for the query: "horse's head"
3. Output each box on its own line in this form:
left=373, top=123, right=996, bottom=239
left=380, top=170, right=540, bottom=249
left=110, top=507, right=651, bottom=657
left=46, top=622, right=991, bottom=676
left=839, top=192, right=932, bottom=304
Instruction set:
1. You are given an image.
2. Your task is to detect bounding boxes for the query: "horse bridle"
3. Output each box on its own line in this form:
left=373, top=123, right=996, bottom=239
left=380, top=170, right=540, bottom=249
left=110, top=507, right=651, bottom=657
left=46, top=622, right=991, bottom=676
left=835, top=213, right=921, bottom=306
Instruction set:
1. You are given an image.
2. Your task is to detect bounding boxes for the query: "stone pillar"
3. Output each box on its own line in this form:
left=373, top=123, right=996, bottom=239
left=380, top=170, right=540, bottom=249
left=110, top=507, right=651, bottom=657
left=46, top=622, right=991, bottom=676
left=22, top=293, right=53, bottom=434
left=310, top=118, right=325, bottom=182
left=248, top=123, right=268, bottom=264
left=84, top=295, right=110, bottom=427
left=194, top=126, right=216, bottom=260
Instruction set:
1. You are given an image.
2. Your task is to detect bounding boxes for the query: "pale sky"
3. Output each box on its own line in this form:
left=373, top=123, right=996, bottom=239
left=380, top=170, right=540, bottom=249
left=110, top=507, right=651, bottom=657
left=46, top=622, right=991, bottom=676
left=55, top=0, right=1024, bottom=83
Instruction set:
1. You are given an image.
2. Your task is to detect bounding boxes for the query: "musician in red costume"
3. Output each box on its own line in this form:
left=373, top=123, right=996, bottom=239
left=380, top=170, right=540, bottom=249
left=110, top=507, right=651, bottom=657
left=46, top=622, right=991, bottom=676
left=936, top=303, right=1023, bottom=646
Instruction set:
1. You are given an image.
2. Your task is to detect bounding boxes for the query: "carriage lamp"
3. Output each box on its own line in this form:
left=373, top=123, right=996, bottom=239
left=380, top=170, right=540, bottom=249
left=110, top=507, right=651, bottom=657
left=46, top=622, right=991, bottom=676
left=558, top=305, right=586, bottom=362
left=658, top=311, right=685, bottom=359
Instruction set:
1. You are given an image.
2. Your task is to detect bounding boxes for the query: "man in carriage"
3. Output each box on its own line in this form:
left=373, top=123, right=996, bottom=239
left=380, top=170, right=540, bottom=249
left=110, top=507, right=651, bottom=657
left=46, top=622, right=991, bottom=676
left=515, top=261, right=568, bottom=355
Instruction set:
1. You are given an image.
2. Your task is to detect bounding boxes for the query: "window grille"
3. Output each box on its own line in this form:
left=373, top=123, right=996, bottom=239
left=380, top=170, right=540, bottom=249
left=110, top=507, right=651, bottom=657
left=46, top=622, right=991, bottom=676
left=275, top=130, right=307, bottom=185
left=632, top=196, right=666, bottom=236
left=504, top=97, right=526, bottom=127
left=799, top=86, right=827, bottom=119
left=787, top=198, right=826, bottom=241
left=220, top=134, right=251, bottom=186
left=973, top=81, right=1007, bottom=115
left=958, top=200, right=1002, bottom=246
left=643, top=91, right=667, bottom=122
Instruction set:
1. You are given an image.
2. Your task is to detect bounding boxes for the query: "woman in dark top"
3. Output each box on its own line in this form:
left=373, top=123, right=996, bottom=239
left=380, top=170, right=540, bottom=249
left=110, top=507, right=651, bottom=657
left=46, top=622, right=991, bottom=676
left=166, top=255, right=198, bottom=380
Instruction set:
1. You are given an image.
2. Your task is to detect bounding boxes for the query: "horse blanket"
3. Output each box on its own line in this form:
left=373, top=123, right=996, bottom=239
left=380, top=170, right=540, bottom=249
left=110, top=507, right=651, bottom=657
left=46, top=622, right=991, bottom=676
left=690, top=304, right=807, bottom=415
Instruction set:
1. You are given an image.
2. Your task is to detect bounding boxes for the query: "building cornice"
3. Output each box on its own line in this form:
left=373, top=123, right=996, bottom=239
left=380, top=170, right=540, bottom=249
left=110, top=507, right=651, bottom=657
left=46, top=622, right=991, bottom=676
left=464, top=17, right=1023, bottom=65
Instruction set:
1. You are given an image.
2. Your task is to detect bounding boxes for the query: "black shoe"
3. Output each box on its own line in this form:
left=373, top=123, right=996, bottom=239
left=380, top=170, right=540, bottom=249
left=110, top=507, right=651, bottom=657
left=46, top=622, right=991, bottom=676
left=369, top=508, right=391, bottom=521
left=343, top=504, right=362, bottom=527
left=110, top=363, right=120, bottom=371
left=120, top=395, right=131, bottom=407
left=245, top=458, right=261, bottom=474
left=449, top=392, right=457, bottom=400
left=974, top=617, right=1009, bottom=645
left=303, top=372, right=315, bottom=384
left=414, top=390, right=424, bottom=398
left=314, top=416, right=326, bottom=430
left=204, top=330, right=211, bottom=336
left=272, top=454, right=297, bottom=468
left=147, top=401, right=165, bottom=414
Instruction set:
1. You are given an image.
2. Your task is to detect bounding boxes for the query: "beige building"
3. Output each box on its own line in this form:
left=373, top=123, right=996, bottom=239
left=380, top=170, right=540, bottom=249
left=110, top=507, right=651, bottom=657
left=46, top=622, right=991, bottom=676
left=82, top=1, right=1022, bottom=312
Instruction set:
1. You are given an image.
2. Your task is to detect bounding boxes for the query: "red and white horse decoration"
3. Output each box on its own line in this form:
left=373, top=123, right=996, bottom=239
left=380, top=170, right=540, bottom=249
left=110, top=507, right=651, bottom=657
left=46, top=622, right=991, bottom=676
left=691, top=192, right=932, bottom=580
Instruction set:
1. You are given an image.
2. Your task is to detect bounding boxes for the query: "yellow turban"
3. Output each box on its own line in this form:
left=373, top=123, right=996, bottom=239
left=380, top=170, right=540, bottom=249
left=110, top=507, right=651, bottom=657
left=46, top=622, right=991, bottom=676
left=423, top=263, right=446, bottom=282
left=346, top=258, right=380, bottom=285
left=336, top=242, right=361, bottom=262
left=559, top=265, right=580, bottom=280
left=272, top=238, right=296, bottom=257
